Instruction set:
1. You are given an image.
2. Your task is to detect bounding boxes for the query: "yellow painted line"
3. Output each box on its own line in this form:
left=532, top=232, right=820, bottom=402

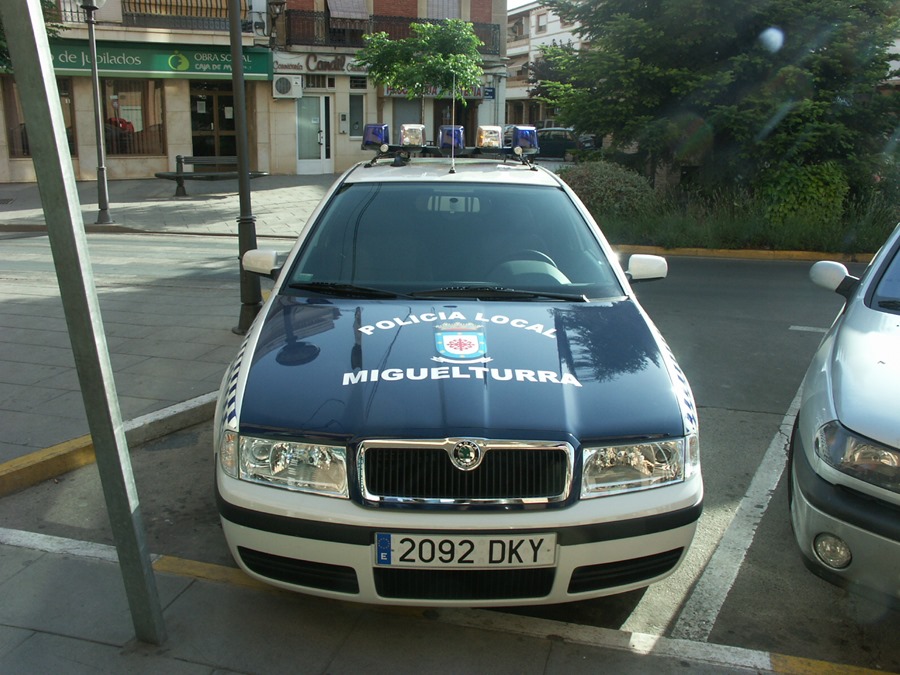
left=152, top=555, right=271, bottom=591
left=0, top=435, right=94, bottom=497
left=616, top=245, right=874, bottom=264
left=770, top=653, right=885, bottom=674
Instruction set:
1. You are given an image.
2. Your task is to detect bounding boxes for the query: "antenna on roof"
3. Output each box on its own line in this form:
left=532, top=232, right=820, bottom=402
left=449, top=73, right=457, bottom=174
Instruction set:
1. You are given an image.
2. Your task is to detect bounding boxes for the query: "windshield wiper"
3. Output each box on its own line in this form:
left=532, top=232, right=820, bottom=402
left=409, top=286, right=588, bottom=302
left=878, top=299, right=900, bottom=310
left=287, top=281, right=406, bottom=299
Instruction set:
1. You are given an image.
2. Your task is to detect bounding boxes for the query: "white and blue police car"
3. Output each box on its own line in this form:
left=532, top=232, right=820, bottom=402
left=213, top=125, right=703, bottom=606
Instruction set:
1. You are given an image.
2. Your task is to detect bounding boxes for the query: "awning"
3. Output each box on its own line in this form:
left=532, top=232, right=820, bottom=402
left=326, top=0, right=368, bottom=20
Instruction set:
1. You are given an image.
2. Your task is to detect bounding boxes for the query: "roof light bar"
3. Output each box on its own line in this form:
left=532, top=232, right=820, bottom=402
left=361, top=123, right=538, bottom=167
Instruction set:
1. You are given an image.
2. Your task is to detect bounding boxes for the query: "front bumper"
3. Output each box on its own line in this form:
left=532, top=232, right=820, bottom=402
left=216, top=471, right=703, bottom=606
left=790, top=436, right=900, bottom=600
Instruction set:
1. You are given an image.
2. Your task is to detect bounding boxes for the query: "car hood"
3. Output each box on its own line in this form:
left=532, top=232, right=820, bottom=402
left=830, top=302, right=900, bottom=448
left=233, top=296, right=691, bottom=443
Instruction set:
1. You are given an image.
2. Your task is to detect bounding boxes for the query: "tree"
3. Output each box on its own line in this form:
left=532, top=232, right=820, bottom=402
left=0, top=0, right=65, bottom=70
left=355, top=19, right=484, bottom=105
left=540, top=0, right=900, bottom=194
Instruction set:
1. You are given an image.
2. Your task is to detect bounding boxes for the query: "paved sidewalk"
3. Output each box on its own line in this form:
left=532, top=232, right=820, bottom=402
left=0, top=528, right=812, bottom=674
left=0, top=173, right=338, bottom=238
left=0, top=175, right=337, bottom=477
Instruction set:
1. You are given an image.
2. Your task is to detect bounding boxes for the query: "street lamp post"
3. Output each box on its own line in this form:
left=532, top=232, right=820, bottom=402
left=267, top=0, right=286, bottom=48
left=81, top=0, right=113, bottom=224
left=229, top=0, right=261, bottom=334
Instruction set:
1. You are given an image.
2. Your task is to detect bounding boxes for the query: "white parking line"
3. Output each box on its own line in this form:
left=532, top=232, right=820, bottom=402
left=0, top=526, right=136, bottom=563
left=789, top=325, right=828, bottom=333
left=669, top=389, right=802, bottom=642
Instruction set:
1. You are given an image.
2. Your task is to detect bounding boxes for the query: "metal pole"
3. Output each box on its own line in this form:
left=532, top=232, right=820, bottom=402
left=82, top=1, right=113, bottom=224
left=229, top=0, right=262, bottom=335
left=0, top=0, right=164, bottom=644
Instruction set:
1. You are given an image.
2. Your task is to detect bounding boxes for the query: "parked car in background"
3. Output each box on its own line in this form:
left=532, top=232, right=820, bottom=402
left=789, top=222, right=900, bottom=601
left=536, top=127, right=585, bottom=159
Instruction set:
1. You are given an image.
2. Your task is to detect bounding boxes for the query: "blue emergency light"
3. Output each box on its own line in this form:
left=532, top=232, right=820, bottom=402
left=362, top=124, right=389, bottom=150
left=438, top=125, right=465, bottom=152
left=510, top=125, right=538, bottom=152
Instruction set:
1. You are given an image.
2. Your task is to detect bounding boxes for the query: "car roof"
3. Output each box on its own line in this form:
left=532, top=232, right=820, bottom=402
left=342, top=158, right=565, bottom=187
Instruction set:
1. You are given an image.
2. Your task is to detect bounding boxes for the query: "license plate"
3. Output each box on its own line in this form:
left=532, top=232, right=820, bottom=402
left=374, top=532, right=556, bottom=569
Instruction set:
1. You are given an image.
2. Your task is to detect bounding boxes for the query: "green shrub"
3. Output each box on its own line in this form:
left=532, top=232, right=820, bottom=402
left=557, top=161, right=657, bottom=219
left=558, top=159, right=892, bottom=253
left=754, top=161, right=849, bottom=231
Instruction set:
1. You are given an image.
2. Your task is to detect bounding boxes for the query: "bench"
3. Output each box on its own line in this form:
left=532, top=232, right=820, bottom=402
left=155, top=155, right=268, bottom=196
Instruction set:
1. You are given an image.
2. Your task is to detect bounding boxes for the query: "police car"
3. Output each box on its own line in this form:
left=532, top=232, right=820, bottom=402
left=214, top=124, right=702, bottom=606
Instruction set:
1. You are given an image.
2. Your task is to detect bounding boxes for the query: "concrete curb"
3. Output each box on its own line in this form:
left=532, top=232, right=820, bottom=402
left=0, top=392, right=217, bottom=497
left=615, top=244, right=874, bottom=264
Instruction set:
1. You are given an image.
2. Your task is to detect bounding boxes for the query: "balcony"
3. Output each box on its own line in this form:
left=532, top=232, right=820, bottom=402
left=55, top=0, right=251, bottom=32
left=122, top=0, right=250, bottom=31
left=51, top=2, right=499, bottom=50
left=285, top=12, right=501, bottom=55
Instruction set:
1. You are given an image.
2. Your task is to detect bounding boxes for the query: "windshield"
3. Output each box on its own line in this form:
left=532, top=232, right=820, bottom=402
left=285, top=181, right=623, bottom=299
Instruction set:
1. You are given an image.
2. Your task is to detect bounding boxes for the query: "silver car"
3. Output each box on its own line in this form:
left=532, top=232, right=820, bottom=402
left=789, top=222, right=900, bottom=601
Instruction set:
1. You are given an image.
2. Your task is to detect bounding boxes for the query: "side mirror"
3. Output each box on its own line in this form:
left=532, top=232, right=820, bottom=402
left=626, top=254, right=668, bottom=282
left=242, top=249, right=281, bottom=279
left=810, top=260, right=858, bottom=298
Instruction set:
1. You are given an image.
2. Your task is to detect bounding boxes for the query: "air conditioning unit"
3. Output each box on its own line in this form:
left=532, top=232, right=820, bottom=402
left=273, top=75, right=303, bottom=99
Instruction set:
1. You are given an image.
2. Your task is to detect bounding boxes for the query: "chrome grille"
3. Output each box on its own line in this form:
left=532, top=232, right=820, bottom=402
left=359, top=438, right=573, bottom=505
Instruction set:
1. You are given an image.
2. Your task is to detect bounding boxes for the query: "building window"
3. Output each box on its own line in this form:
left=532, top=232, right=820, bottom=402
left=306, top=75, right=336, bottom=89
left=2, top=76, right=77, bottom=158
left=536, top=13, right=548, bottom=33
left=349, top=76, right=367, bottom=90
left=349, top=94, right=364, bottom=137
left=427, top=0, right=460, bottom=19
left=101, top=78, right=165, bottom=155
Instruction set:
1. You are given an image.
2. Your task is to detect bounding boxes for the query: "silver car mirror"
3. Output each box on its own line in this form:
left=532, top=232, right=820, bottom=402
left=810, top=260, right=858, bottom=298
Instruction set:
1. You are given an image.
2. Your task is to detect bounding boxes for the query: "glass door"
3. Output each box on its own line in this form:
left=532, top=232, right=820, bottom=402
left=190, top=81, right=237, bottom=168
left=296, top=95, right=333, bottom=175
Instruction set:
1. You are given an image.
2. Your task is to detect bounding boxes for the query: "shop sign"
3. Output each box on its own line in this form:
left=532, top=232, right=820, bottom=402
left=274, top=52, right=367, bottom=75
left=49, top=40, right=271, bottom=80
left=385, top=84, right=485, bottom=99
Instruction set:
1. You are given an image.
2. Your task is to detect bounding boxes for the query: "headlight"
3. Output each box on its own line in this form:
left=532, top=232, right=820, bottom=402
left=220, top=432, right=348, bottom=498
left=582, top=434, right=697, bottom=497
left=814, top=421, right=900, bottom=494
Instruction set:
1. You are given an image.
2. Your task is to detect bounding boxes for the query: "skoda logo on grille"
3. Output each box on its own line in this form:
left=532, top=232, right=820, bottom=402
left=450, top=440, right=483, bottom=471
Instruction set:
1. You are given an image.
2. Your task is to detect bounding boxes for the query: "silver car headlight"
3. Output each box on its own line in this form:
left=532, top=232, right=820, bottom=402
left=582, top=433, right=698, bottom=497
left=814, top=421, right=900, bottom=494
left=220, top=431, right=348, bottom=498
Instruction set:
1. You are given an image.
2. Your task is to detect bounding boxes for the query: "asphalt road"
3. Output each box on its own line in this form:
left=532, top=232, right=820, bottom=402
left=1, top=245, right=897, bottom=671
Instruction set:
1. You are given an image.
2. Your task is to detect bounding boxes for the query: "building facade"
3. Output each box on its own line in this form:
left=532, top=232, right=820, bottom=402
left=0, top=0, right=506, bottom=182
left=505, top=1, right=582, bottom=129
